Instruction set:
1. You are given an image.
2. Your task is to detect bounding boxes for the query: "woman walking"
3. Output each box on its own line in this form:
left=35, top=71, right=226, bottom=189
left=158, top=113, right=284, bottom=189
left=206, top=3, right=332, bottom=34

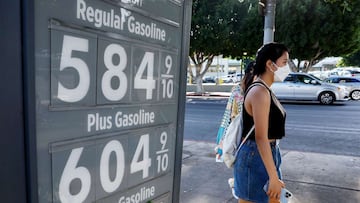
left=234, top=42, right=290, bottom=203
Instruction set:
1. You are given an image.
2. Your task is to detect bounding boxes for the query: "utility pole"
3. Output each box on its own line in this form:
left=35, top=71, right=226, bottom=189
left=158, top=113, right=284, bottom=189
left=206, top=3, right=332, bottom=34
left=259, top=0, right=276, bottom=44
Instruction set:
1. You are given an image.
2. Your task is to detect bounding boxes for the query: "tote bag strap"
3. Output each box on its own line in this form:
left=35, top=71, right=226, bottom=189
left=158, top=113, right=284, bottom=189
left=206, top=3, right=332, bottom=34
left=234, top=125, right=254, bottom=155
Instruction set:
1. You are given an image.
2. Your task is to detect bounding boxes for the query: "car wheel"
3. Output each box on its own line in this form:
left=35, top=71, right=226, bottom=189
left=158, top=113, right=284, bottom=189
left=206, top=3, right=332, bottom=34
left=350, top=90, right=360, bottom=100
left=319, top=91, right=335, bottom=104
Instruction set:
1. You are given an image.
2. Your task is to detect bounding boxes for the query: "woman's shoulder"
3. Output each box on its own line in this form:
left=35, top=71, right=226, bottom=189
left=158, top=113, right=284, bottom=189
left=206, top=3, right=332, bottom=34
left=246, top=84, right=271, bottom=102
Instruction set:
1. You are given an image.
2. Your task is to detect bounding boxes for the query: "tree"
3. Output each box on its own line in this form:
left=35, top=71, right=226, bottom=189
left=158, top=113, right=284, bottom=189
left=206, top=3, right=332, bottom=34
left=275, top=0, right=360, bottom=72
left=189, top=0, right=360, bottom=87
left=189, top=0, right=260, bottom=92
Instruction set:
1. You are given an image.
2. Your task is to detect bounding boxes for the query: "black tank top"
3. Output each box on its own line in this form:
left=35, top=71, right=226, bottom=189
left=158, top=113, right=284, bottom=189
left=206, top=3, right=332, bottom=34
left=242, top=81, right=286, bottom=140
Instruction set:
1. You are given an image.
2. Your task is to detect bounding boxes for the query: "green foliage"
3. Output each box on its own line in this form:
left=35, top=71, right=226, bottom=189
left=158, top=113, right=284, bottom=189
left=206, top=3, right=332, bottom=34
left=190, top=0, right=219, bottom=56
left=189, top=0, right=360, bottom=76
left=189, top=0, right=262, bottom=92
left=190, top=0, right=261, bottom=58
left=227, top=1, right=264, bottom=58
left=275, top=0, right=360, bottom=71
left=341, top=51, right=360, bottom=66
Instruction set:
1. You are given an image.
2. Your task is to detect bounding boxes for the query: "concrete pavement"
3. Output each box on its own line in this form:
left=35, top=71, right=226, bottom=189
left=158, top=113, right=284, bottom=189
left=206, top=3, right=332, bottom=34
left=179, top=93, right=360, bottom=203
left=179, top=140, right=360, bottom=203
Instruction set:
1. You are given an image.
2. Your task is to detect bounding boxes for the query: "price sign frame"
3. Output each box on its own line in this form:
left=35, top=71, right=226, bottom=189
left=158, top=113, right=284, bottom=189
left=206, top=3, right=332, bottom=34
left=21, top=0, right=192, bottom=202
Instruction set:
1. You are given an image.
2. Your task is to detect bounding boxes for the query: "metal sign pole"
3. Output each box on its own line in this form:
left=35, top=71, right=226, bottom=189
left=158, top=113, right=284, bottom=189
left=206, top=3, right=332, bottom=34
left=263, top=0, right=276, bottom=44
left=172, top=0, right=192, bottom=202
left=0, top=1, right=28, bottom=202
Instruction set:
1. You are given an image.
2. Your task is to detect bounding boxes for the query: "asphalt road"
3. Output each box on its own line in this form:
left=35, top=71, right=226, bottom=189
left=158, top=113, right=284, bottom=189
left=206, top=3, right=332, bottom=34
left=184, top=98, right=360, bottom=157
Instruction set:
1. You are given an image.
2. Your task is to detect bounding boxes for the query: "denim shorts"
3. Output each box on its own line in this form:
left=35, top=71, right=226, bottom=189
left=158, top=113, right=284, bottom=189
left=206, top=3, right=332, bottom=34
left=233, top=139, right=282, bottom=203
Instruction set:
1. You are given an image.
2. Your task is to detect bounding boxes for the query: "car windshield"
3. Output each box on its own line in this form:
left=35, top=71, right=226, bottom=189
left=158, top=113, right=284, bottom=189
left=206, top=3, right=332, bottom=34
left=325, top=78, right=339, bottom=83
left=297, top=75, right=315, bottom=84
left=309, top=74, right=322, bottom=81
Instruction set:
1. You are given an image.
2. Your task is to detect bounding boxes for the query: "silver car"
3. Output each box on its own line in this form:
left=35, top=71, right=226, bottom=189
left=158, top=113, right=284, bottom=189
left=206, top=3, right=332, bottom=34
left=271, top=73, right=349, bottom=105
left=323, top=76, right=360, bottom=100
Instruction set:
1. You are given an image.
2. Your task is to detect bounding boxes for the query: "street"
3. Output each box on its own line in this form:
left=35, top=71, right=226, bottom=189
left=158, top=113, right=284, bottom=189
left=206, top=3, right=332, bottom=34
left=184, top=98, right=360, bottom=157
left=181, top=98, right=360, bottom=203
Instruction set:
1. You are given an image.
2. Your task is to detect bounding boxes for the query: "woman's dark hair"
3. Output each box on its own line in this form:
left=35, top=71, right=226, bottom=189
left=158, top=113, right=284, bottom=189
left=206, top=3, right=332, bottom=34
left=241, top=61, right=255, bottom=91
left=244, top=42, right=288, bottom=91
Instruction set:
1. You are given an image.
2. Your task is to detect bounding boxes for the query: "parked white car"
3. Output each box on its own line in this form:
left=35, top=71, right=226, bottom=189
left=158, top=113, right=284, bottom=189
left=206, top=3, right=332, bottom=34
left=349, top=70, right=360, bottom=78
left=323, top=76, right=360, bottom=100
left=330, top=67, right=360, bottom=77
left=329, top=70, right=352, bottom=77
left=308, top=71, right=330, bottom=80
left=271, top=73, right=349, bottom=104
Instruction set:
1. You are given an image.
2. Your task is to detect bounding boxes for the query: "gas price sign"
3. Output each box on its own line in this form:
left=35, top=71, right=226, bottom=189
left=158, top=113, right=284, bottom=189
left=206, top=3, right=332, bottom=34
left=32, top=0, right=189, bottom=202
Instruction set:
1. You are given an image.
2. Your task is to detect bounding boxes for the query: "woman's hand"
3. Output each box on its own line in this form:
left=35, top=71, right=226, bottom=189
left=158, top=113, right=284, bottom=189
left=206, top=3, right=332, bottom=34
left=266, top=178, right=285, bottom=202
left=214, top=141, right=223, bottom=158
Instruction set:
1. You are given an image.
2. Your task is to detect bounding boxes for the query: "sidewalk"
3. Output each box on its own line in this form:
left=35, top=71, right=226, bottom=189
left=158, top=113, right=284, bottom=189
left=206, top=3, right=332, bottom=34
left=179, top=141, right=360, bottom=203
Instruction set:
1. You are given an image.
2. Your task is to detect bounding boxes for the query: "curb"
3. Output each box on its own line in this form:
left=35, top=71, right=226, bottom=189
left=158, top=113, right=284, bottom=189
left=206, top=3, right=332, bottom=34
left=186, top=92, right=231, bottom=97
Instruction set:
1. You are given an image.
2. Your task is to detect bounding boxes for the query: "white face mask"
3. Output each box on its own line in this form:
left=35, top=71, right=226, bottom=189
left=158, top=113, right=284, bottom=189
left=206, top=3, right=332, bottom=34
left=272, top=63, right=291, bottom=82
